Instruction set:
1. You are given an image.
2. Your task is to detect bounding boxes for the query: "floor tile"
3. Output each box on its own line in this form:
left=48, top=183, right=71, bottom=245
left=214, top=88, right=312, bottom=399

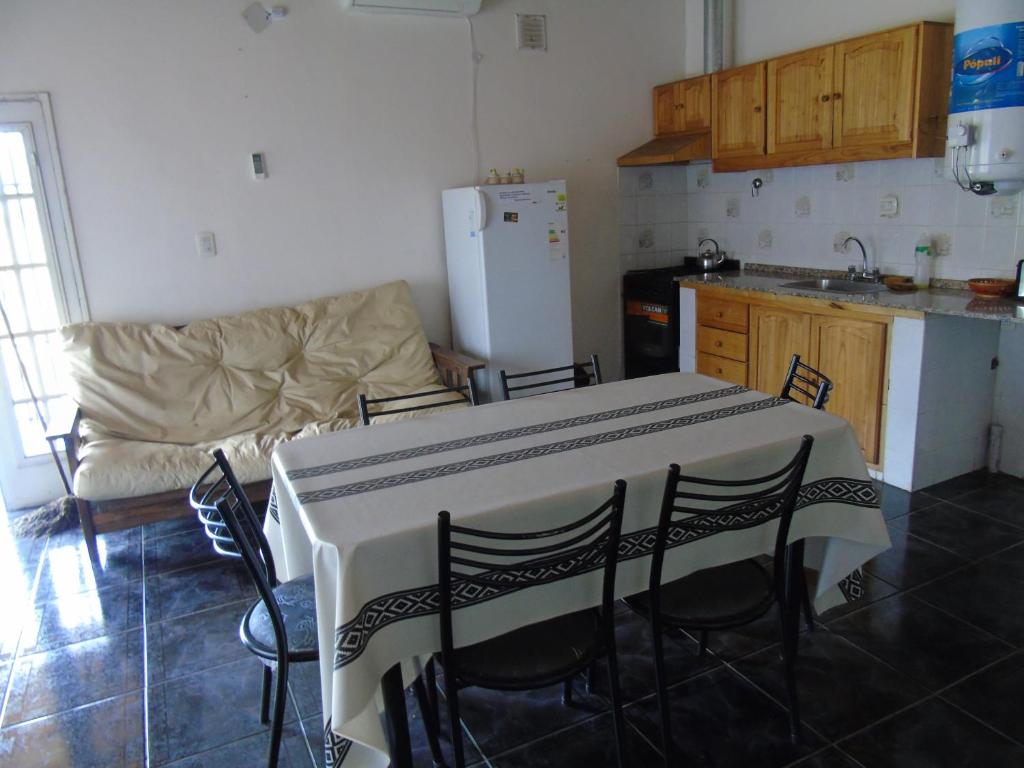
left=942, top=651, right=1024, bottom=745
left=589, top=608, right=719, bottom=703
left=21, top=581, right=143, bottom=654
left=401, top=682, right=486, bottom=767
left=148, top=656, right=297, bottom=764
left=954, top=483, right=1024, bottom=531
left=147, top=599, right=251, bottom=683
left=35, top=529, right=142, bottom=601
left=839, top=696, right=1024, bottom=768
left=912, top=558, right=1024, bottom=646
left=300, top=716, right=326, bottom=768
left=815, top=571, right=901, bottom=623
left=144, top=515, right=202, bottom=541
left=287, top=658, right=324, bottom=721
left=789, top=747, right=863, bottom=767
left=862, top=525, right=967, bottom=590
left=683, top=604, right=788, bottom=663
left=0, top=691, right=144, bottom=768
left=161, top=719, right=314, bottom=767
left=887, top=502, right=1024, bottom=561
left=143, top=528, right=220, bottom=575
left=626, top=666, right=822, bottom=767
left=455, top=677, right=608, bottom=758
left=876, top=482, right=940, bottom=520
left=828, top=593, right=1014, bottom=691
left=732, top=630, right=928, bottom=742
left=145, top=559, right=254, bottom=624
left=919, top=470, right=1006, bottom=502
left=4, top=629, right=144, bottom=726
left=490, top=712, right=659, bottom=767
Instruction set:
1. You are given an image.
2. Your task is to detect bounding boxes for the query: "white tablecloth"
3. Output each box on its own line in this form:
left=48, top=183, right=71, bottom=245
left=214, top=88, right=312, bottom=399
left=264, top=373, right=888, bottom=767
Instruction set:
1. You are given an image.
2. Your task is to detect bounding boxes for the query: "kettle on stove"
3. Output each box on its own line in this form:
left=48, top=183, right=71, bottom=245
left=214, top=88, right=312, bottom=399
left=697, top=238, right=726, bottom=272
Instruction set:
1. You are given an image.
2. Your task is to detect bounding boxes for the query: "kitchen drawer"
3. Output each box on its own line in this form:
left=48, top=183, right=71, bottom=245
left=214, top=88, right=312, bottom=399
left=697, top=325, right=748, bottom=362
left=697, top=297, right=749, bottom=333
left=697, top=352, right=747, bottom=387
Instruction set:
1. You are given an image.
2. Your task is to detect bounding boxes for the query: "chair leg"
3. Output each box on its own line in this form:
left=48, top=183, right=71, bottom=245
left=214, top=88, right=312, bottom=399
left=561, top=678, right=573, bottom=706
left=801, top=570, right=816, bottom=632
left=586, top=661, right=596, bottom=694
left=650, top=616, right=674, bottom=768
left=604, top=646, right=628, bottom=768
left=78, top=498, right=99, bottom=564
left=779, top=544, right=804, bottom=742
left=413, top=675, right=446, bottom=768
left=425, top=657, right=440, bottom=721
left=260, top=664, right=273, bottom=725
left=445, top=680, right=466, bottom=768
left=267, top=658, right=289, bottom=768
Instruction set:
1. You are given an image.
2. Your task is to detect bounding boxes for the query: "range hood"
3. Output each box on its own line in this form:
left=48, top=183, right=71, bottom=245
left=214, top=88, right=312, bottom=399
left=616, top=133, right=711, bottom=167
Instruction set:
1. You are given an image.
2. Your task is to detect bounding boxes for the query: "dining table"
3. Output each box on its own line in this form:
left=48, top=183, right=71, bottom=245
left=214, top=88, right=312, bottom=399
left=263, top=372, right=889, bottom=767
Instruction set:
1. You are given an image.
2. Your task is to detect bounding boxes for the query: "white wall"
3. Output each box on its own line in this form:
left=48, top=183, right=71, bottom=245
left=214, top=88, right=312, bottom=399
left=0, top=0, right=687, bottom=378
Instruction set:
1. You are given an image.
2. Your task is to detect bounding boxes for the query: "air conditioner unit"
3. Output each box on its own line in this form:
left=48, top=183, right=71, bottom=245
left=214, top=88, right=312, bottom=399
left=341, top=0, right=482, bottom=17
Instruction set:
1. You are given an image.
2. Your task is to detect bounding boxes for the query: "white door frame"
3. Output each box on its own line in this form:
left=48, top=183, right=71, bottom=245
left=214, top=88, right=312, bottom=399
left=0, top=93, right=88, bottom=509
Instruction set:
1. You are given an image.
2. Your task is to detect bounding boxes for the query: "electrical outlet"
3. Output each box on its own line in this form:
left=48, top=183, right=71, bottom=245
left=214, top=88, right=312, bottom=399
left=196, top=232, right=217, bottom=257
left=879, top=195, right=899, bottom=218
left=990, top=196, right=1018, bottom=219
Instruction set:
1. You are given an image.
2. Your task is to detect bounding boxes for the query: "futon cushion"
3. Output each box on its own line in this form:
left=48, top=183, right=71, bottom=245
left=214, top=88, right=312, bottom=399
left=452, top=608, right=603, bottom=688
left=242, top=574, right=319, bottom=657
left=629, top=559, right=774, bottom=628
left=62, top=280, right=440, bottom=444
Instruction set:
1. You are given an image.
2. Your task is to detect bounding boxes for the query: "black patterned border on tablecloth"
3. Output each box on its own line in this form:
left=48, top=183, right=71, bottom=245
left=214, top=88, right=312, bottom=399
left=267, top=486, right=280, bottom=523
left=332, top=476, right=878, bottom=670
left=838, top=567, right=866, bottom=601
left=323, top=717, right=352, bottom=767
left=301, top=396, right=788, bottom=505
left=288, top=385, right=749, bottom=481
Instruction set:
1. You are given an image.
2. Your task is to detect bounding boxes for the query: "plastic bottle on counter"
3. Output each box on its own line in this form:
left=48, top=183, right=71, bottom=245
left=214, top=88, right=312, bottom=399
left=913, top=240, right=933, bottom=289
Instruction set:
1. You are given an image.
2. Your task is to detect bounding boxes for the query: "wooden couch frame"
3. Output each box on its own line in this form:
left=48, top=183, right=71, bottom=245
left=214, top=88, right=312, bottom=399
left=47, top=342, right=485, bottom=561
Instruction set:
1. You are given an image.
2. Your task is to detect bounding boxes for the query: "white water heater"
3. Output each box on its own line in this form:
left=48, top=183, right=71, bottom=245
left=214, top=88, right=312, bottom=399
left=946, top=0, right=1024, bottom=195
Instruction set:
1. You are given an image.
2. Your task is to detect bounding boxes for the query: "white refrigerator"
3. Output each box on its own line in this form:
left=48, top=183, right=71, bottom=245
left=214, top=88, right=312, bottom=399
left=442, top=180, right=573, bottom=402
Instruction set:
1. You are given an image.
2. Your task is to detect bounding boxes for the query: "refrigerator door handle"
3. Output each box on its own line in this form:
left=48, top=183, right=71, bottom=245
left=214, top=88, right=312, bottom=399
left=471, top=188, right=487, bottom=232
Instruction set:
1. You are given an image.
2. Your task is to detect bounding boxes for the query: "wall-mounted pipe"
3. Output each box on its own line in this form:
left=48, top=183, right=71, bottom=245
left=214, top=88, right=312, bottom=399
left=703, top=0, right=734, bottom=74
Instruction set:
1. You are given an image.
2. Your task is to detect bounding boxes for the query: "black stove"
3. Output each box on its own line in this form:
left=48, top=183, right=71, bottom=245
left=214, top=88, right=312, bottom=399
left=623, top=257, right=739, bottom=379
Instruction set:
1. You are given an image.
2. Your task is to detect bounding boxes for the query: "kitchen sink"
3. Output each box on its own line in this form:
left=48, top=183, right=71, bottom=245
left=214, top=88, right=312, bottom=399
left=781, top=278, right=885, bottom=294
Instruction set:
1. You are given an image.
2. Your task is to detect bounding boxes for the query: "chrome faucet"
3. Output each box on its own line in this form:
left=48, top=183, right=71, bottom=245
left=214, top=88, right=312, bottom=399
left=843, top=236, right=879, bottom=282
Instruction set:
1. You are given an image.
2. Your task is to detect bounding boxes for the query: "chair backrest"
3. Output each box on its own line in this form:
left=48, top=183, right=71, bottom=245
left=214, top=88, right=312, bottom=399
left=649, top=436, right=814, bottom=607
left=780, top=354, right=832, bottom=410
left=498, top=354, right=602, bottom=401
left=358, top=377, right=480, bottom=426
left=437, top=480, right=626, bottom=660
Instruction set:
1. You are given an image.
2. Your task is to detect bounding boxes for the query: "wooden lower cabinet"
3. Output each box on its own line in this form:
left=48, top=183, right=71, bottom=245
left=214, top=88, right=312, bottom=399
left=697, top=352, right=747, bottom=387
left=748, top=305, right=812, bottom=400
left=812, top=316, right=887, bottom=463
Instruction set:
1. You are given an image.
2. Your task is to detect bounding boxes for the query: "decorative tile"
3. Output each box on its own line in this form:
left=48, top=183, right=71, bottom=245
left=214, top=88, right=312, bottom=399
left=35, top=529, right=142, bottom=602
left=145, top=560, right=255, bottom=624
left=862, top=525, right=968, bottom=590
left=839, top=697, right=1024, bottom=767
left=491, top=712, right=658, bottom=767
left=143, top=527, right=221, bottom=576
left=829, top=594, right=1014, bottom=691
left=887, top=502, right=1024, bottom=561
left=0, top=691, right=144, bottom=767
left=147, top=600, right=252, bottom=684
left=732, top=630, right=929, bottom=742
left=4, top=630, right=144, bottom=726
left=943, top=651, right=1024, bottom=745
left=21, top=581, right=143, bottom=654
left=160, top=720, right=315, bottom=767
left=626, top=666, right=822, bottom=766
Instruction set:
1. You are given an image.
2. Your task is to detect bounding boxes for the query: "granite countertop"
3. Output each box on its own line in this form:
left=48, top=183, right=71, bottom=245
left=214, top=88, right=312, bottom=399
left=676, top=269, right=1024, bottom=324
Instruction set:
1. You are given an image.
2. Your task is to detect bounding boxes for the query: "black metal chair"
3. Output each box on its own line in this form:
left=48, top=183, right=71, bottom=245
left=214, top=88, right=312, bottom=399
left=498, top=354, right=602, bottom=400
left=358, top=377, right=480, bottom=425
left=627, top=436, right=814, bottom=763
left=781, top=354, right=833, bottom=409
left=434, top=480, right=628, bottom=768
left=190, top=450, right=445, bottom=768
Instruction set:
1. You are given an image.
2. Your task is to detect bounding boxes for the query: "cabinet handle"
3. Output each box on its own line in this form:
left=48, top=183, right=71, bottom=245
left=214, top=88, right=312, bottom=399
left=715, top=340, right=723, bottom=347
left=833, top=92, right=842, bottom=101
left=821, top=94, right=831, bottom=102
left=716, top=368, right=723, bottom=374
left=716, top=311, right=724, bottom=318
left=753, top=105, right=762, bottom=113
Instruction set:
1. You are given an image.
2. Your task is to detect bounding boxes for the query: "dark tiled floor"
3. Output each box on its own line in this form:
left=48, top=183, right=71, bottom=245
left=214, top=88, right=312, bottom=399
left=0, top=469, right=1021, bottom=767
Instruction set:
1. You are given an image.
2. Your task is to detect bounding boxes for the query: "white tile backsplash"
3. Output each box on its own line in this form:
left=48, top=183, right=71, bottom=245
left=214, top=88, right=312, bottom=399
left=618, top=158, right=1023, bottom=281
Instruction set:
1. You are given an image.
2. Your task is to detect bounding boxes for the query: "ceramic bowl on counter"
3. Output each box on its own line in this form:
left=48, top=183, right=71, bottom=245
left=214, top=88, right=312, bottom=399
left=967, top=278, right=1015, bottom=298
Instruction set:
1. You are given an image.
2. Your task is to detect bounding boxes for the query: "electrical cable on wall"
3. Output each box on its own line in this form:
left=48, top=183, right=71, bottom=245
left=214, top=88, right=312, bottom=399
left=466, top=16, right=483, bottom=186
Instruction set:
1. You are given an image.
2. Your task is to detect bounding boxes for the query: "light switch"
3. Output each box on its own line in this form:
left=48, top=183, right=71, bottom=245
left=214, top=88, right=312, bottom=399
left=879, top=195, right=899, bottom=218
left=196, top=232, right=217, bottom=257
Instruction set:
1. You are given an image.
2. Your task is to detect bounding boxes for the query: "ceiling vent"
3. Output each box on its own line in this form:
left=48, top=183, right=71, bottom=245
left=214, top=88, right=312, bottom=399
left=340, top=0, right=482, bottom=17
left=516, top=14, right=547, bottom=51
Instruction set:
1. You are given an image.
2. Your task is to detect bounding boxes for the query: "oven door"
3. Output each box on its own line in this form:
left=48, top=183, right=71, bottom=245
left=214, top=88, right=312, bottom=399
left=624, top=299, right=677, bottom=378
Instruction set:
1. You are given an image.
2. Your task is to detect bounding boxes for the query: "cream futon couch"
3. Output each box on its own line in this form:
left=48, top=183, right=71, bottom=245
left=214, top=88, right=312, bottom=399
left=49, top=280, right=483, bottom=559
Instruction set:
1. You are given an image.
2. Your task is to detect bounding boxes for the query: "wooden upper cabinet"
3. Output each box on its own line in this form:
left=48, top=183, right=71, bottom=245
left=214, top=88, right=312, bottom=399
left=748, top=305, right=811, bottom=398
left=811, top=316, right=887, bottom=464
left=680, top=76, right=712, bottom=133
left=834, top=26, right=917, bottom=148
left=654, top=76, right=711, bottom=137
left=654, top=83, right=677, bottom=137
left=712, top=62, right=766, bottom=159
left=767, top=45, right=835, bottom=154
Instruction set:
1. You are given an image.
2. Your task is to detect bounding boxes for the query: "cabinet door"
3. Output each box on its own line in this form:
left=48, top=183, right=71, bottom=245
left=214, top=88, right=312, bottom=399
left=748, top=305, right=812, bottom=398
left=767, top=45, right=835, bottom=154
left=654, top=83, right=677, bottom=137
left=679, top=76, right=712, bottom=133
left=712, top=63, right=766, bottom=158
left=812, top=316, right=887, bottom=464
left=834, top=26, right=917, bottom=148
